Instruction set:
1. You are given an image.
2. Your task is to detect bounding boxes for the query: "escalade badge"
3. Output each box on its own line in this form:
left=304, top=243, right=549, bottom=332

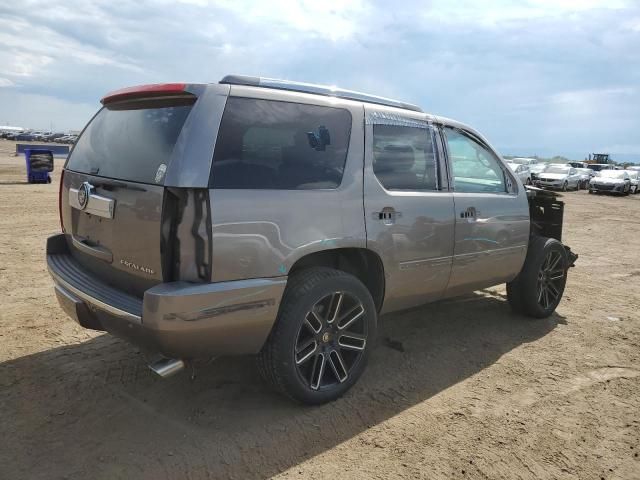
left=77, top=182, right=94, bottom=210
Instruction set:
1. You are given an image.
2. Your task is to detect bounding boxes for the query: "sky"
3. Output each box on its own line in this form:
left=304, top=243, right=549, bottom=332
left=0, top=0, right=638, bottom=161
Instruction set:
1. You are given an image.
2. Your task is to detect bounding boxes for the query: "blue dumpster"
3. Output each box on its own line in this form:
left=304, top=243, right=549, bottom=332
left=25, top=149, right=54, bottom=184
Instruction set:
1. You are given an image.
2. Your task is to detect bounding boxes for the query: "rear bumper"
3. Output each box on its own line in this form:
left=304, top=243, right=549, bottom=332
left=47, top=234, right=286, bottom=358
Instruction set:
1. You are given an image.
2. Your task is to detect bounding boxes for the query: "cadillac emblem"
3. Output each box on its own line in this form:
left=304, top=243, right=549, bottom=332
left=78, top=182, right=93, bottom=210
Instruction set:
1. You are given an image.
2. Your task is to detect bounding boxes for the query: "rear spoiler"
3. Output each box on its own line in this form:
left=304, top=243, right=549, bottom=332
left=100, top=83, right=190, bottom=105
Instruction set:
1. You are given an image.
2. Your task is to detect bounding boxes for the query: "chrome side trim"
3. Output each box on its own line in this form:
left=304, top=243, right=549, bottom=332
left=69, top=188, right=115, bottom=219
left=48, top=264, right=141, bottom=323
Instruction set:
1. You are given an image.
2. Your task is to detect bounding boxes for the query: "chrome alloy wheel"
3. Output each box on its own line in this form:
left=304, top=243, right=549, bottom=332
left=536, top=250, right=565, bottom=310
left=294, top=292, right=368, bottom=391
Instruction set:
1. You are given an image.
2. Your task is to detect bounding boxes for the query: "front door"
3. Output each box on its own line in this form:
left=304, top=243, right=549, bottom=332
left=363, top=110, right=455, bottom=313
left=441, top=126, right=530, bottom=297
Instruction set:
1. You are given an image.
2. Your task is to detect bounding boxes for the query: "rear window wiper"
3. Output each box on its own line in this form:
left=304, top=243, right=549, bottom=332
left=93, top=179, right=147, bottom=192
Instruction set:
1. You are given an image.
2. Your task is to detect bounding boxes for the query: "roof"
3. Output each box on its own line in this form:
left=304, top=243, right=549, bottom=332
left=219, top=75, right=423, bottom=113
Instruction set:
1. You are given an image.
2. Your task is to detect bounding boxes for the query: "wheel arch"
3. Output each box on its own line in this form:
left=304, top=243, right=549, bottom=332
left=288, top=248, right=386, bottom=312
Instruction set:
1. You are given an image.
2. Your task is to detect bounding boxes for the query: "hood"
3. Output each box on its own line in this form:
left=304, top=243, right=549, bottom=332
left=539, top=173, right=567, bottom=180
left=593, top=177, right=625, bottom=184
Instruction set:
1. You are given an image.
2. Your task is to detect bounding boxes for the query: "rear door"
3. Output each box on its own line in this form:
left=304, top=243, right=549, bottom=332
left=363, top=108, right=455, bottom=313
left=61, top=92, right=197, bottom=296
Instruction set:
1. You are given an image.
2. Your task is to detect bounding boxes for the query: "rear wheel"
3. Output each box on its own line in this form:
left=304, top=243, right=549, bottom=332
left=257, top=267, right=376, bottom=404
left=507, top=236, right=568, bottom=318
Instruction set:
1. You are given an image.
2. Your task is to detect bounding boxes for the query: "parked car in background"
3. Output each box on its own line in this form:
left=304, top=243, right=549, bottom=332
left=574, top=168, right=595, bottom=190
left=42, top=132, right=67, bottom=142
left=509, top=157, right=538, bottom=166
left=535, top=165, right=581, bottom=191
left=586, top=163, right=614, bottom=172
left=589, top=170, right=631, bottom=195
left=529, top=163, right=547, bottom=181
left=568, top=161, right=587, bottom=168
left=624, top=170, right=639, bottom=194
left=506, top=161, right=532, bottom=185
left=15, top=132, right=36, bottom=141
left=54, top=135, right=78, bottom=144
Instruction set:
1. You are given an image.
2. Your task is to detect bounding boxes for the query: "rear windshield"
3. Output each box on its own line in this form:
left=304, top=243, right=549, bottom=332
left=66, top=100, right=193, bottom=184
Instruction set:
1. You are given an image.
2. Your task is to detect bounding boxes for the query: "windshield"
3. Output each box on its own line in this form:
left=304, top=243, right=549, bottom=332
left=545, top=166, right=569, bottom=174
left=599, top=170, right=626, bottom=179
left=625, top=171, right=638, bottom=179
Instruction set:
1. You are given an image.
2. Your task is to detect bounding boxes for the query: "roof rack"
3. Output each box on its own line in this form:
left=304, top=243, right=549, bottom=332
left=219, top=75, right=423, bottom=113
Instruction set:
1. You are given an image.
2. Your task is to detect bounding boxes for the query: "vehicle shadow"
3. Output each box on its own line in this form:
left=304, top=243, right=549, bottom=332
left=0, top=292, right=564, bottom=480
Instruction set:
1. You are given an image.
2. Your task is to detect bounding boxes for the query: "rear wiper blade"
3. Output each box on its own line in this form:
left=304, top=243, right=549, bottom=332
left=93, top=179, right=147, bottom=192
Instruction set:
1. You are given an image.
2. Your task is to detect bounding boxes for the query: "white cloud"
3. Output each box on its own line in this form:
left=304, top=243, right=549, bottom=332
left=0, top=0, right=638, bottom=157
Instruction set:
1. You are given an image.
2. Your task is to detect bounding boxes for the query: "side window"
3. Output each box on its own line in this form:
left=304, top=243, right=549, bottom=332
left=444, top=128, right=507, bottom=193
left=372, top=125, right=438, bottom=191
left=210, top=98, right=352, bottom=189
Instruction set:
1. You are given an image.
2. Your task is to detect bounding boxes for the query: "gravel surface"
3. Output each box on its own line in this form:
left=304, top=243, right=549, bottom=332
left=1, top=140, right=638, bottom=479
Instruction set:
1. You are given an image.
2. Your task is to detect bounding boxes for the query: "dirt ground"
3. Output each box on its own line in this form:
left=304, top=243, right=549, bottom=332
left=0, top=139, right=639, bottom=480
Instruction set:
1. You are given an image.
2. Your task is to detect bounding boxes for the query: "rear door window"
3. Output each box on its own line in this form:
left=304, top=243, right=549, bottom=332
left=372, top=125, right=438, bottom=191
left=210, top=97, right=351, bottom=189
left=66, top=99, right=193, bottom=184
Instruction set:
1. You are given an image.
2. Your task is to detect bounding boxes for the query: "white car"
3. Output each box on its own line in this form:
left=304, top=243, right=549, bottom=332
left=535, top=165, right=581, bottom=191
left=624, top=170, right=639, bottom=194
left=589, top=170, right=631, bottom=195
left=574, top=168, right=595, bottom=190
left=506, top=162, right=532, bottom=185
left=529, top=163, right=547, bottom=181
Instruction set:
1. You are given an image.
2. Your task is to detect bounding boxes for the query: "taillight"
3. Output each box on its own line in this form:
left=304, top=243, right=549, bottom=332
left=58, top=169, right=65, bottom=232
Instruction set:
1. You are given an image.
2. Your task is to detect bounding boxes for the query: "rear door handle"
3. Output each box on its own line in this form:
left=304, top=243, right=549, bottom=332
left=373, top=208, right=401, bottom=225
left=71, top=236, right=113, bottom=263
left=460, top=207, right=478, bottom=220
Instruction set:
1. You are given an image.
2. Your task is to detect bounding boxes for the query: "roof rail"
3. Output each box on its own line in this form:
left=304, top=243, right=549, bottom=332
left=219, top=75, right=423, bottom=113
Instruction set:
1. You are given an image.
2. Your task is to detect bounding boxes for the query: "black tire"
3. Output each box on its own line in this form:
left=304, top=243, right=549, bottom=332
left=588, top=189, right=594, bottom=194
left=506, top=236, right=568, bottom=319
left=257, top=267, right=377, bottom=405
left=562, top=181, right=568, bottom=192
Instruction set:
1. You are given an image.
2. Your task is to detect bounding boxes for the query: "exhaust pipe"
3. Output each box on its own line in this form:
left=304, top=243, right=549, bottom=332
left=148, top=357, right=185, bottom=378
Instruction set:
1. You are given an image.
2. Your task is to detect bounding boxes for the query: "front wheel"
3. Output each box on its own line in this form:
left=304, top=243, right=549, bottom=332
left=507, top=237, right=568, bottom=318
left=257, top=267, right=377, bottom=404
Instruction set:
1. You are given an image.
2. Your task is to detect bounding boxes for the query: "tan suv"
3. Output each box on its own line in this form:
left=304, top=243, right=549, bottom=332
left=47, top=75, right=576, bottom=404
